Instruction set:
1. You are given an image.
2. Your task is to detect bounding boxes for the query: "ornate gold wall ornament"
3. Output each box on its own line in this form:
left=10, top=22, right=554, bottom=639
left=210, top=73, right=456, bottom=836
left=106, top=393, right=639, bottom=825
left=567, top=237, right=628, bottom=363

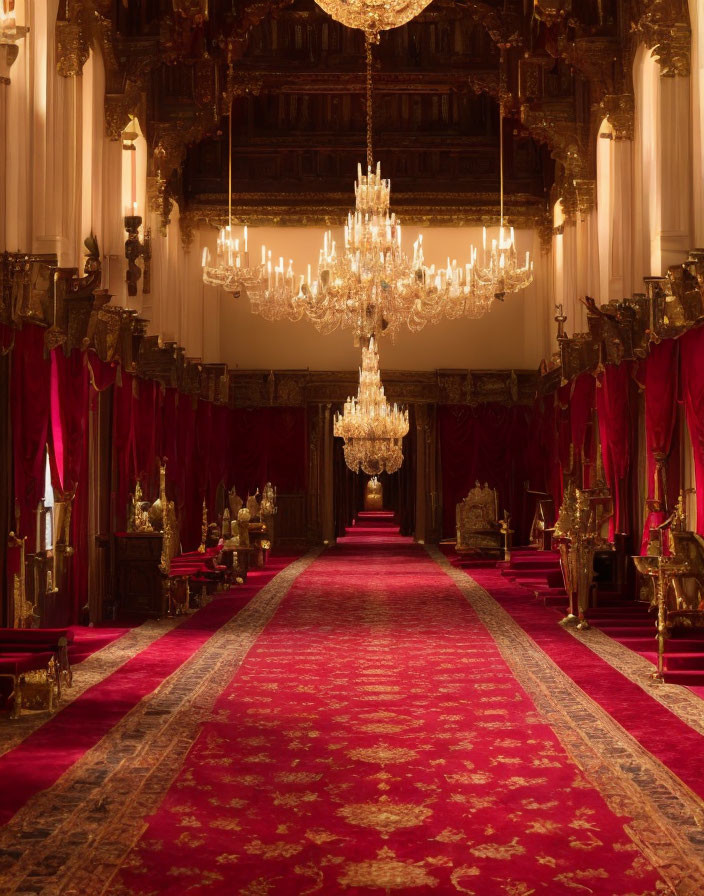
left=633, top=0, right=691, bottom=78
left=55, top=15, right=90, bottom=77
left=574, top=179, right=596, bottom=219
left=599, top=93, right=635, bottom=141
left=105, top=93, right=137, bottom=141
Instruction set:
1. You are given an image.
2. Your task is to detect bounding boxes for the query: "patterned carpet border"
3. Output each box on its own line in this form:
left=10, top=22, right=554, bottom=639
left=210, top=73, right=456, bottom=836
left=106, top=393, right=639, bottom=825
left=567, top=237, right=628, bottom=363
left=0, top=618, right=186, bottom=758
left=0, top=550, right=320, bottom=896
left=563, top=621, right=704, bottom=738
left=430, top=546, right=704, bottom=896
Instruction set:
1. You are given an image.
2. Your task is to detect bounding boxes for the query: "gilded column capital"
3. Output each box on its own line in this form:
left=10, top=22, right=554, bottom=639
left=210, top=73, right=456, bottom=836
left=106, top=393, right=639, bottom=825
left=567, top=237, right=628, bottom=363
left=56, top=22, right=89, bottom=77
left=633, top=0, right=691, bottom=78
left=575, top=179, right=596, bottom=219
left=105, top=94, right=134, bottom=141
left=599, top=93, right=634, bottom=141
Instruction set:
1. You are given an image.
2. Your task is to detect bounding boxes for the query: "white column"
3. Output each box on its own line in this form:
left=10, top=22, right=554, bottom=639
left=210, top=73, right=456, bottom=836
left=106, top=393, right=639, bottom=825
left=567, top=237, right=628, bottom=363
left=4, top=26, right=30, bottom=252
left=689, top=0, right=704, bottom=245
left=610, top=138, right=635, bottom=297
left=659, top=74, right=693, bottom=268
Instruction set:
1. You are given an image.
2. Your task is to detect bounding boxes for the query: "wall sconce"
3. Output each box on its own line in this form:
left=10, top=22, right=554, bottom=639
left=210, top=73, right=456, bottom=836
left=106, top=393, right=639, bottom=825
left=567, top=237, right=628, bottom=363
left=122, top=119, right=150, bottom=297
left=124, top=214, right=151, bottom=297
left=0, top=3, right=29, bottom=85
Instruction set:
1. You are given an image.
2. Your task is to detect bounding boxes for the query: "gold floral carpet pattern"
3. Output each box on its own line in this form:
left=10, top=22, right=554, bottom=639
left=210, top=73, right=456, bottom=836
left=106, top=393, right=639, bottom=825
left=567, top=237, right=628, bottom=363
left=0, top=550, right=319, bottom=896
left=1, top=542, right=703, bottom=894
left=107, top=542, right=703, bottom=895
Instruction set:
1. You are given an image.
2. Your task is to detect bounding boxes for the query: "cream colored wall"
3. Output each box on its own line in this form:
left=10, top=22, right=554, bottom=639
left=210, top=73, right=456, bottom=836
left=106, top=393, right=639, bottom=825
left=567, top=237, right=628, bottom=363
left=205, top=225, right=551, bottom=371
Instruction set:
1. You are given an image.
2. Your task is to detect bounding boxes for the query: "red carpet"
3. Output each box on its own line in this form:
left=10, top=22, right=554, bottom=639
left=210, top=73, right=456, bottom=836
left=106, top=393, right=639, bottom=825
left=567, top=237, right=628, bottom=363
left=112, top=540, right=669, bottom=895
left=0, top=554, right=298, bottom=826
left=467, top=563, right=704, bottom=804
left=67, top=622, right=138, bottom=665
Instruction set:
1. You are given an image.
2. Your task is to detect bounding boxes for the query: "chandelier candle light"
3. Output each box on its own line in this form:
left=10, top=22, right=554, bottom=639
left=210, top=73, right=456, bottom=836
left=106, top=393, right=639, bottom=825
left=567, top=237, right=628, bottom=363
left=208, top=2, right=534, bottom=339
left=334, top=336, right=409, bottom=474
left=202, top=81, right=263, bottom=295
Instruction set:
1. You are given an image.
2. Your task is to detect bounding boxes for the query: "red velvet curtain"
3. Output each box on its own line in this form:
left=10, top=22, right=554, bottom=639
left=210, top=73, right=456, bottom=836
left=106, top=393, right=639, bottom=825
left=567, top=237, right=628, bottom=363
left=638, top=340, right=681, bottom=550
left=570, top=373, right=596, bottom=487
left=132, top=377, right=160, bottom=495
left=11, top=326, right=51, bottom=553
left=112, top=371, right=135, bottom=531
left=680, top=327, right=704, bottom=534
left=48, top=348, right=91, bottom=621
left=175, top=396, right=199, bottom=550
left=438, top=404, right=538, bottom=544
left=533, top=393, right=561, bottom=511
left=229, top=407, right=307, bottom=497
left=596, top=363, right=633, bottom=538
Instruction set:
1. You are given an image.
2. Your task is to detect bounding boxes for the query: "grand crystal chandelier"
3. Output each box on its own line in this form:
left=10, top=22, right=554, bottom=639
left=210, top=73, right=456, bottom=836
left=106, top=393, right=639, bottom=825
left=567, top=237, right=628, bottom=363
left=202, top=85, right=262, bottom=294
left=315, top=0, right=433, bottom=39
left=248, top=34, right=533, bottom=340
left=334, top=336, right=409, bottom=474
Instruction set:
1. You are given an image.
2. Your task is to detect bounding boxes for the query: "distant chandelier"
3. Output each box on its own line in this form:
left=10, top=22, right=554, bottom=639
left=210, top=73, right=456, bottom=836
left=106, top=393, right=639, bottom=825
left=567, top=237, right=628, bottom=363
left=202, top=80, right=261, bottom=294
left=315, top=0, right=433, bottom=39
left=334, top=336, right=409, bottom=474
left=471, top=48, right=533, bottom=298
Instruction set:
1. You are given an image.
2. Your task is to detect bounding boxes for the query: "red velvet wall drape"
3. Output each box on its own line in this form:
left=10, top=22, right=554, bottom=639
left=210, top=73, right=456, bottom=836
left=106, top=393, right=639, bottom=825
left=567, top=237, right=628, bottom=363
left=11, top=326, right=51, bottom=553
left=680, top=327, right=704, bottom=534
left=438, top=404, right=540, bottom=544
left=229, top=407, right=307, bottom=498
left=596, top=363, right=633, bottom=538
left=639, top=340, right=681, bottom=550
left=569, top=373, right=596, bottom=487
left=48, top=349, right=91, bottom=621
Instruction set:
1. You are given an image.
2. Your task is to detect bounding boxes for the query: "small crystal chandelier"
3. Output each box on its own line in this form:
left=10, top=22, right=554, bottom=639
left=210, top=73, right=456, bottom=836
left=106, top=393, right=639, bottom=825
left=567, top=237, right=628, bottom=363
left=470, top=49, right=533, bottom=298
left=202, top=84, right=263, bottom=295
left=334, top=336, right=409, bottom=474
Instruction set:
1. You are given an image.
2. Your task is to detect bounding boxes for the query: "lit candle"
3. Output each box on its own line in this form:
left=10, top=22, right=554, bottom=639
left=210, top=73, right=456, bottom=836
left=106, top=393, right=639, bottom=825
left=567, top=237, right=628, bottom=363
left=130, top=138, right=137, bottom=212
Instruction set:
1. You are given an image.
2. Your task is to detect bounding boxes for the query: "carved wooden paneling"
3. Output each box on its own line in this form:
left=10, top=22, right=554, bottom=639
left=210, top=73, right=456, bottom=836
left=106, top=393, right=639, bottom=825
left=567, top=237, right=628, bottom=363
left=227, top=368, right=539, bottom=408
left=275, top=492, right=308, bottom=548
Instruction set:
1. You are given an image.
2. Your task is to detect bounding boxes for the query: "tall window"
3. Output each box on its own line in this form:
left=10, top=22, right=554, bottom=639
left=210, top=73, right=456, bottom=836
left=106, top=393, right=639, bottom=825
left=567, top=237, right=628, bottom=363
left=43, top=449, right=54, bottom=552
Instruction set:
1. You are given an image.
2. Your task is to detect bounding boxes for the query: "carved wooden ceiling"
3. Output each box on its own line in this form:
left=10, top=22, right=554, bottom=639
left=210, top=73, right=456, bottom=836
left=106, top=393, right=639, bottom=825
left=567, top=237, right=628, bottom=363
left=59, top=0, right=691, bottom=240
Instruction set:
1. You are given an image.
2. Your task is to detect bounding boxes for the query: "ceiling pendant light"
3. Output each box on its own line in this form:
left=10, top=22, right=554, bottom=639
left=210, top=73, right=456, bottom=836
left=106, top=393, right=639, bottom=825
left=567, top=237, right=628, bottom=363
left=315, top=0, right=434, bottom=41
left=334, top=336, right=409, bottom=475
left=470, top=49, right=533, bottom=300
left=202, top=83, right=262, bottom=295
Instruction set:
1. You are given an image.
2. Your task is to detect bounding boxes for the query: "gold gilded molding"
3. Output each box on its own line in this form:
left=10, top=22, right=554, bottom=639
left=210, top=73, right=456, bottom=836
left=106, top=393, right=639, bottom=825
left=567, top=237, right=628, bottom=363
left=633, top=0, right=691, bottom=78
left=598, top=93, right=635, bottom=141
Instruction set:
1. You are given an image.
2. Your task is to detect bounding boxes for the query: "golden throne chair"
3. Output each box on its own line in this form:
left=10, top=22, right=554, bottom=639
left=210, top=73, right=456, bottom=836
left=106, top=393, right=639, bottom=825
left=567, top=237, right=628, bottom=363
left=455, top=481, right=504, bottom=557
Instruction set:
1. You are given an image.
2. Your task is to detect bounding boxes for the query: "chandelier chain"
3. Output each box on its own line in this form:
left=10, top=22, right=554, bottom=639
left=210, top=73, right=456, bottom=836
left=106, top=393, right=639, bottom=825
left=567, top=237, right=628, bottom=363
left=366, top=36, right=373, bottom=171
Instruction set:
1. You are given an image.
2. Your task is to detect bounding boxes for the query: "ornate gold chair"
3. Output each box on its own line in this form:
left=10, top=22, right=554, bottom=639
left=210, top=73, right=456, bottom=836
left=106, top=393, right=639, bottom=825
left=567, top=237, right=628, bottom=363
left=455, top=482, right=506, bottom=558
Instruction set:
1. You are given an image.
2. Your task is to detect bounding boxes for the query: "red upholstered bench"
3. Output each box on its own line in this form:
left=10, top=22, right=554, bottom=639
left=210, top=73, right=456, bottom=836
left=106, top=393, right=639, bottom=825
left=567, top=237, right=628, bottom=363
left=0, top=629, right=74, bottom=690
left=0, top=651, right=57, bottom=719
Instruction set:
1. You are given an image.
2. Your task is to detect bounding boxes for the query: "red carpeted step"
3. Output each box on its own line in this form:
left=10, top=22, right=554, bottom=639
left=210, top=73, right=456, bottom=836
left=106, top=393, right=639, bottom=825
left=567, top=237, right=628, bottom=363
left=663, top=669, right=704, bottom=685
left=543, top=595, right=569, bottom=608
left=587, top=605, right=651, bottom=617
left=663, top=652, right=704, bottom=671
left=597, top=625, right=657, bottom=638
left=511, top=557, right=560, bottom=570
